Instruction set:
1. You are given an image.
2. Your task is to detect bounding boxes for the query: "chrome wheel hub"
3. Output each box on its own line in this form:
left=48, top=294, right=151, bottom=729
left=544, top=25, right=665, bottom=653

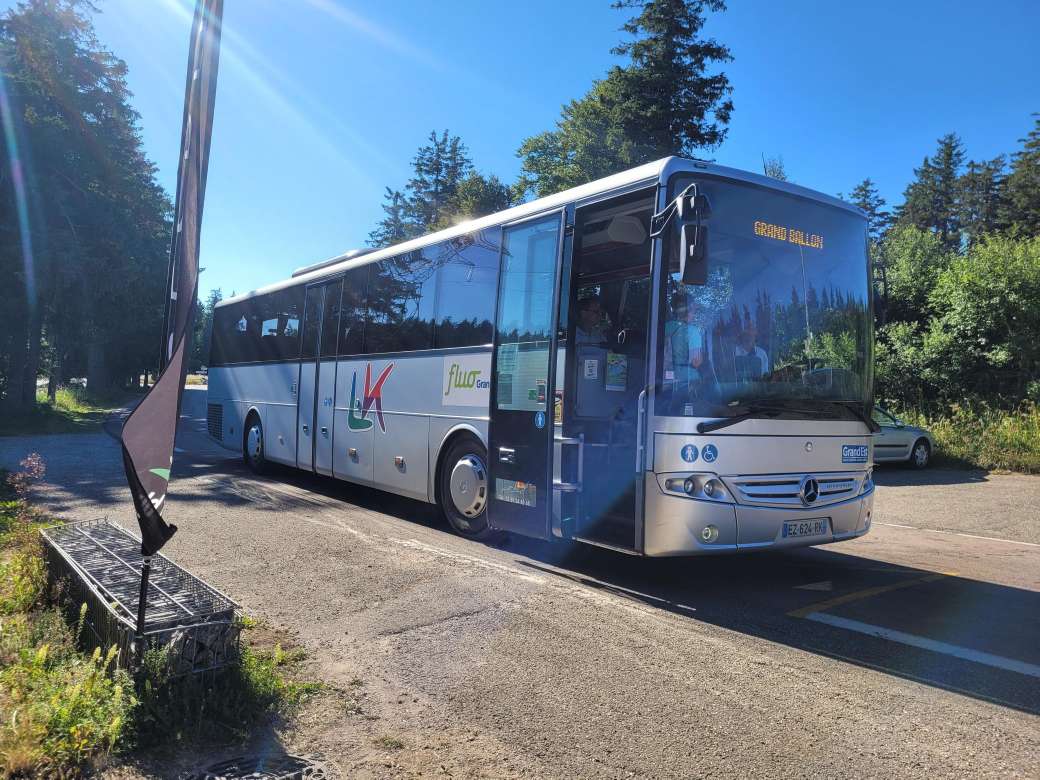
left=247, top=424, right=263, bottom=461
left=449, top=455, right=487, bottom=518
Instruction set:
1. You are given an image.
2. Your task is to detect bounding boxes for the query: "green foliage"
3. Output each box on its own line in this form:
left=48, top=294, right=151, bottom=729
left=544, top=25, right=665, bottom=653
left=897, top=133, right=966, bottom=252
left=1003, top=113, right=1040, bottom=236
left=895, top=403, right=1040, bottom=474
left=0, top=384, right=131, bottom=436
left=0, top=0, right=172, bottom=412
left=880, top=225, right=951, bottom=323
left=368, top=130, right=507, bottom=246
left=517, top=0, right=733, bottom=197
left=134, top=636, right=320, bottom=746
left=1, top=605, right=137, bottom=777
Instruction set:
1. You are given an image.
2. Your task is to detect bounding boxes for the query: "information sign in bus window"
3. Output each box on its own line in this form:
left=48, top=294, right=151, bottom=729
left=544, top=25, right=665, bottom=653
left=753, top=220, right=824, bottom=250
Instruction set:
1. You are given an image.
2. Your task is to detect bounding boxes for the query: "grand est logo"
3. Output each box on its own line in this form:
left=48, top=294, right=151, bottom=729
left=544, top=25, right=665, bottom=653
left=347, top=362, right=394, bottom=433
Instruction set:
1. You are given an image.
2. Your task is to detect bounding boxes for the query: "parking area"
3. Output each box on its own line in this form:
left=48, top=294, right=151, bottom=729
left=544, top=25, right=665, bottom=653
left=0, top=390, right=1037, bottom=778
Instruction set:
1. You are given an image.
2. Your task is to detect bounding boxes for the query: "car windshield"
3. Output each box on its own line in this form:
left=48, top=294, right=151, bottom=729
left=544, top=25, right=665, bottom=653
left=657, top=174, right=872, bottom=419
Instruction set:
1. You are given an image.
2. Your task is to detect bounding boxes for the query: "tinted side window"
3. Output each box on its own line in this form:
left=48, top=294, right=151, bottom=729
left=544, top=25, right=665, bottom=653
left=320, top=279, right=343, bottom=358
left=301, top=286, right=323, bottom=360
left=364, top=252, right=436, bottom=353
left=339, top=266, right=368, bottom=356
left=434, top=229, right=499, bottom=348
left=256, top=287, right=303, bottom=362
left=211, top=301, right=258, bottom=364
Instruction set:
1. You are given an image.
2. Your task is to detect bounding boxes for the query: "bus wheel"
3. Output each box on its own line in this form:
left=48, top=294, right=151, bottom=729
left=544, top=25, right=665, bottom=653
left=439, top=436, right=491, bottom=539
left=244, top=414, right=268, bottom=474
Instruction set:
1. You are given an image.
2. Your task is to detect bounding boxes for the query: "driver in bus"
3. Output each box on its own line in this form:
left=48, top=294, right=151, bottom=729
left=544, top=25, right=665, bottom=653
left=575, top=294, right=608, bottom=345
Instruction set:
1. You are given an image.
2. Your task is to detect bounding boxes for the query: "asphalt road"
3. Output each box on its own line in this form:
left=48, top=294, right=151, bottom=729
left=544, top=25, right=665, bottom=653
left=1, top=387, right=1037, bottom=779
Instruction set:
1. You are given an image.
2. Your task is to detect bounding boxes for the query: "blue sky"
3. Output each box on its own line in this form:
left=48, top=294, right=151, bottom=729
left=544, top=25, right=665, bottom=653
left=9, top=0, right=1039, bottom=298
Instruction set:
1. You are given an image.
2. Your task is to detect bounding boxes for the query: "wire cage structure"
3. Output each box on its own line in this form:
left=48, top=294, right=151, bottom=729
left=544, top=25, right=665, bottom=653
left=42, top=518, right=240, bottom=676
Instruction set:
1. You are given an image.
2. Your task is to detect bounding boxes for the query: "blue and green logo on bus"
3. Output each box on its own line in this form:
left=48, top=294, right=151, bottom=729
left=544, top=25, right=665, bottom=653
left=347, top=362, right=394, bottom=433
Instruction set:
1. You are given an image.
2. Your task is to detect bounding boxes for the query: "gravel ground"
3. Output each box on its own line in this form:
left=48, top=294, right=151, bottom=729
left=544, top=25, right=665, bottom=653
left=1, top=388, right=1037, bottom=779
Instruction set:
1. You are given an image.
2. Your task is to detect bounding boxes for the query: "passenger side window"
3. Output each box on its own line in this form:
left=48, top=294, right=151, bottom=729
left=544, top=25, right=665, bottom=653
left=364, top=252, right=436, bottom=353
left=339, top=266, right=368, bottom=355
left=320, top=279, right=343, bottom=358
left=434, top=230, right=499, bottom=348
left=256, top=287, right=303, bottom=362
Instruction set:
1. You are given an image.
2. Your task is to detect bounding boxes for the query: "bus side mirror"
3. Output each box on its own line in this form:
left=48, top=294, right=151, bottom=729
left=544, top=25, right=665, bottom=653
left=680, top=222, right=708, bottom=285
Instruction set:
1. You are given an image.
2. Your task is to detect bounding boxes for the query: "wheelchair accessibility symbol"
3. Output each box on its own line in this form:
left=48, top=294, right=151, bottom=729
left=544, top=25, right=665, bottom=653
left=702, top=444, right=718, bottom=463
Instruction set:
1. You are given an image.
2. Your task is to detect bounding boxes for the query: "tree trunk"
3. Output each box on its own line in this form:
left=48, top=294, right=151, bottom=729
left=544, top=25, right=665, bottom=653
left=3, top=316, right=30, bottom=415
left=22, top=309, right=42, bottom=408
left=87, top=340, right=108, bottom=395
left=47, top=333, right=60, bottom=403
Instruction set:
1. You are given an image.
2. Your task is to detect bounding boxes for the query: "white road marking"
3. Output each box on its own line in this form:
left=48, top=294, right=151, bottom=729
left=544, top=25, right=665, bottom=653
left=795, top=580, right=833, bottom=591
left=805, top=612, right=1040, bottom=679
left=876, top=522, right=1039, bottom=547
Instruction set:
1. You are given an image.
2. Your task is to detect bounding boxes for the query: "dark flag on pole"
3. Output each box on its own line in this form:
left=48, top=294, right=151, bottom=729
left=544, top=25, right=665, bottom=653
left=121, top=0, right=223, bottom=558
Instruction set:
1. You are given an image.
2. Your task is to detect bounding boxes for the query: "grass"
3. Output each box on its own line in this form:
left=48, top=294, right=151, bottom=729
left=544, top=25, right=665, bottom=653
left=0, top=460, right=321, bottom=777
left=374, top=735, right=405, bottom=750
left=894, top=402, right=1040, bottom=474
left=0, top=386, right=137, bottom=437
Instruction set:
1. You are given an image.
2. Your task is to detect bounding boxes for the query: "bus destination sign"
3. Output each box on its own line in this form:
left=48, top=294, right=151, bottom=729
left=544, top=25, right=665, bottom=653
left=753, top=220, right=824, bottom=250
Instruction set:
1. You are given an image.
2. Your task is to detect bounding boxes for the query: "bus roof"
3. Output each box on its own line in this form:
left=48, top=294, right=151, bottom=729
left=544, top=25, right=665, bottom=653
left=217, top=157, right=863, bottom=307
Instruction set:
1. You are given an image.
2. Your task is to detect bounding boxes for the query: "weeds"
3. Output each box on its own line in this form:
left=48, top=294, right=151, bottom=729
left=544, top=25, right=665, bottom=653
left=0, top=457, right=321, bottom=776
left=895, top=401, right=1040, bottom=473
left=0, top=386, right=133, bottom=436
left=375, top=735, right=405, bottom=750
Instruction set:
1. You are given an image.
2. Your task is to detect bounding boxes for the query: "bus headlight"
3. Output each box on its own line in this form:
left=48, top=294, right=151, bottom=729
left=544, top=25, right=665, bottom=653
left=663, top=474, right=732, bottom=503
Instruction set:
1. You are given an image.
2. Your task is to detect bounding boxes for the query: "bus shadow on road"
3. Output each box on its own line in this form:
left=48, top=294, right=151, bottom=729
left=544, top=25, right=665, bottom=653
left=513, top=543, right=1040, bottom=717
left=166, top=457, right=1040, bottom=717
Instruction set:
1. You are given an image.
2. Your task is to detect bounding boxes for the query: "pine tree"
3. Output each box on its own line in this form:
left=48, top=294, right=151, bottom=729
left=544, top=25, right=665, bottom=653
left=958, top=156, right=1006, bottom=244
left=845, top=178, right=892, bottom=322
left=437, top=172, right=514, bottom=228
left=368, top=187, right=411, bottom=248
left=517, top=0, right=733, bottom=197
left=1003, top=114, right=1040, bottom=236
left=847, top=178, right=891, bottom=244
left=897, top=134, right=965, bottom=252
left=406, top=130, right=472, bottom=231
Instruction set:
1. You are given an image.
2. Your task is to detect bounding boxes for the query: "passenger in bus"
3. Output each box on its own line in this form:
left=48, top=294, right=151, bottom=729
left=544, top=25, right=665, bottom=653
left=733, top=324, right=770, bottom=381
left=664, top=293, right=705, bottom=382
left=575, top=294, right=608, bottom=345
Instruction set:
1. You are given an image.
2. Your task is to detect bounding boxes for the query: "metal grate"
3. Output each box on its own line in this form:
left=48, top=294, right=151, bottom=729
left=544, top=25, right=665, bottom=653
left=42, top=519, right=240, bottom=675
left=184, top=753, right=332, bottom=779
left=208, top=402, right=224, bottom=441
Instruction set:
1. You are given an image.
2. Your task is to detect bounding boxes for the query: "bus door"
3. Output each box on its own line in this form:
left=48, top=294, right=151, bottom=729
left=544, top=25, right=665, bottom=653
left=486, top=211, right=567, bottom=538
left=297, top=278, right=342, bottom=474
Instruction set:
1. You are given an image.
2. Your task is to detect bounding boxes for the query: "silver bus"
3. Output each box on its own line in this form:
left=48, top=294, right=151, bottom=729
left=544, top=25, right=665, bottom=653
left=206, top=157, right=876, bottom=555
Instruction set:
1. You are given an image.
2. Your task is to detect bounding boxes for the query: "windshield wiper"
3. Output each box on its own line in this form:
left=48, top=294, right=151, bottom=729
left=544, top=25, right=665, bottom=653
left=696, top=403, right=823, bottom=434
left=825, top=400, right=880, bottom=432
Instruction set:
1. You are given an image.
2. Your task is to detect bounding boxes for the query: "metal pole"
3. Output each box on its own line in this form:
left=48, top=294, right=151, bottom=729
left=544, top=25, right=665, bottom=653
left=136, top=556, right=152, bottom=638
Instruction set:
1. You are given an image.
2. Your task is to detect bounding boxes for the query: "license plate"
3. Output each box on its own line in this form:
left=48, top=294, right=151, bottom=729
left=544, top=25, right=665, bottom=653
left=781, top=518, right=829, bottom=539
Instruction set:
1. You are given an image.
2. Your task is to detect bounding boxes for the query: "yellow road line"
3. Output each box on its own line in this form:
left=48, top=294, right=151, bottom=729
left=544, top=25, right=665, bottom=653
left=787, top=572, right=951, bottom=619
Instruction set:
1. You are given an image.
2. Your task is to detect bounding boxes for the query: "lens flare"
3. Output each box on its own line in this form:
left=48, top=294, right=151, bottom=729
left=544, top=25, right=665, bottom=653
left=0, top=72, right=36, bottom=315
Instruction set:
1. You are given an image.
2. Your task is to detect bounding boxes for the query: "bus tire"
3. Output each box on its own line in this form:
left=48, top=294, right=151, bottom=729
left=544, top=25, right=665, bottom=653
left=438, top=435, right=493, bottom=539
left=243, top=413, right=268, bottom=475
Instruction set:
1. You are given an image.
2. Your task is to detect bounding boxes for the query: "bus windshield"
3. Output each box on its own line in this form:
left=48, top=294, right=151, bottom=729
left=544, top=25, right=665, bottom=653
left=658, top=175, right=871, bottom=419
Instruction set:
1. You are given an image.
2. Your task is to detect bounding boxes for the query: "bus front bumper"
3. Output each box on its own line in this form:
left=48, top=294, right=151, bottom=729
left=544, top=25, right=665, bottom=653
left=643, top=473, right=874, bottom=557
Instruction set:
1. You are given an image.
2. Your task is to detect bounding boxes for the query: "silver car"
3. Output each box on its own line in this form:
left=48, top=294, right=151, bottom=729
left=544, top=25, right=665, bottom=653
left=871, top=407, right=934, bottom=468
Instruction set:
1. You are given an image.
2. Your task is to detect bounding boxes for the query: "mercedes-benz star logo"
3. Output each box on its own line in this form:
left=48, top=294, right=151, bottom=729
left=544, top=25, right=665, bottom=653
left=800, top=477, right=820, bottom=505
